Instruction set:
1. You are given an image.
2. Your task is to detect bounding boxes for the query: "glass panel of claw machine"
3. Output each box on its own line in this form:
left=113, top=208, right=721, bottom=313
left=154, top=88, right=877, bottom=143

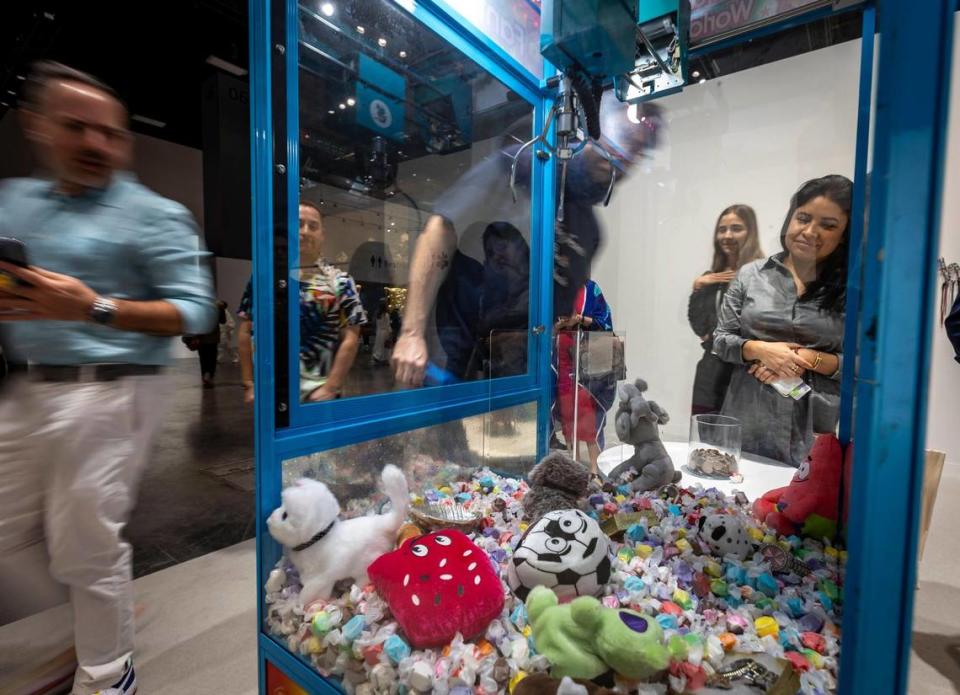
left=262, top=0, right=544, bottom=688
left=541, top=4, right=867, bottom=695
left=266, top=406, right=538, bottom=687
left=293, top=0, right=537, bottom=410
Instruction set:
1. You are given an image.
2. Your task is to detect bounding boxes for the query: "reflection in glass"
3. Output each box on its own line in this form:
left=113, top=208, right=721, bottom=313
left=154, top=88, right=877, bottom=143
left=443, top=0, right=544, bottom=77
left=549, top=278, right=622, bottom=475
left=713, top=175, right=852, bottom=466
left=296, top=202, right=369, bottom=402
left=282, top=402, right=538, bottom=509
left=297, top=0, right=534, bottom=398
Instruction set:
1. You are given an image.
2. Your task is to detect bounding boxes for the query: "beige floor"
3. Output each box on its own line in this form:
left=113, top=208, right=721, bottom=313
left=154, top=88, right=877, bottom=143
left=2, top=466, right=959, bottom=695
left=0, top=540, right=258, bottom=695
left=910, top=462, right=960, bottom=694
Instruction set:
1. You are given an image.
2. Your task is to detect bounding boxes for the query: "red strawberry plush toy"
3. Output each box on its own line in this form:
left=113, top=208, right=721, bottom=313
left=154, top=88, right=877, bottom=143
left=368, top=530, right=505, bottom=648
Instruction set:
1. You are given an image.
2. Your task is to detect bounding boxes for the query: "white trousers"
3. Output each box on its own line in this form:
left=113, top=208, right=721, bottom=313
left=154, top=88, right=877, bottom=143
left=0, top=373, right=169, bottom=694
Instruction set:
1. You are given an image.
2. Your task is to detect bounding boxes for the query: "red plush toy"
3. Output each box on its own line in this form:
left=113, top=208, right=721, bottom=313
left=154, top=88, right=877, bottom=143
left=368, top=529, right=505, bottom=648
left=753, top=435, right=844, bottom=538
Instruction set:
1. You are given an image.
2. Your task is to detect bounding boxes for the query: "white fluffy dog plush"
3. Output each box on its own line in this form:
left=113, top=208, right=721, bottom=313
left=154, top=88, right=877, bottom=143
left=268, top=464, right=409, bottom=606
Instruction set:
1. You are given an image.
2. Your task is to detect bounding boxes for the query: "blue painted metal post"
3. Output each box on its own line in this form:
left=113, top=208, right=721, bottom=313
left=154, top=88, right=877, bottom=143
left=536, top=93, right=557, bottom=461
left=248, top=0, right=274, bottom=691
left=839, top=1, right=955, bottom=693
left=838, top=5, right=875, bottom=445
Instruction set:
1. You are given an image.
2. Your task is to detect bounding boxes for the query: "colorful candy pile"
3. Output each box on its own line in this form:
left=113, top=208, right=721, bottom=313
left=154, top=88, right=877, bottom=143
left=264, top=468, right=844, bottom=694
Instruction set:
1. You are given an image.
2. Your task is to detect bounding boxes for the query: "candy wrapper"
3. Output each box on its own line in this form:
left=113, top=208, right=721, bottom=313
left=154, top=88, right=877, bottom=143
left=264, top=467, right=844, bottom=694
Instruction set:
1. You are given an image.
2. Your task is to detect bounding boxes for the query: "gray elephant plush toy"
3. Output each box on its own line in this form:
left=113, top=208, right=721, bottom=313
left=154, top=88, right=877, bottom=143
left=606, top=378, right=681, bottom=492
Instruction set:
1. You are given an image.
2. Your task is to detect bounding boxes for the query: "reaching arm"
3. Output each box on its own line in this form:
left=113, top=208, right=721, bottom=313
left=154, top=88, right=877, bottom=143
left=712, top=270, right=813, bottom=380
left=0, top=202, right=215, bottom=336
left=391, top=214, right=458, bottom=385
left=307, top=325, right=360, bottom=401
left=0, top=263, right=200, bottom=336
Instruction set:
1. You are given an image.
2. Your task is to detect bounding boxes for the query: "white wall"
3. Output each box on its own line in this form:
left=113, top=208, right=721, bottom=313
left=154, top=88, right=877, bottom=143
left=217, top=257, right=252, bottom=314
left=924, top=12, right=960, bottom=467
left=592, top=40, right=861, bottom=440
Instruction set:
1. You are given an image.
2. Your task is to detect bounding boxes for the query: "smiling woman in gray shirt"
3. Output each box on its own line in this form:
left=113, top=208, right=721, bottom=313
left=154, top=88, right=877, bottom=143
left=713, top=175, right=852, bottom=466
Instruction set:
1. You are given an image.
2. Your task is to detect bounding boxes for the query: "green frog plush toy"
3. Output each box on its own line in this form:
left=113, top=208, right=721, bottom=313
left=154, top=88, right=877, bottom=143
left=526, top=586, right=671, bottom=682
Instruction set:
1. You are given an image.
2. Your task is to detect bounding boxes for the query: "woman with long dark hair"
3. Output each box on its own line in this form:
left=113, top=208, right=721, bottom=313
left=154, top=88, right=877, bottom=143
left=688, top=204, right=764, bottom=414
left=713, top=175, right=852, bottom=466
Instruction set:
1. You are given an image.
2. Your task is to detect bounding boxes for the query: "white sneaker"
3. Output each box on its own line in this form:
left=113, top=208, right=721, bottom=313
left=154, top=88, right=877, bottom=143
left=92, top=660, right=137, bottom=695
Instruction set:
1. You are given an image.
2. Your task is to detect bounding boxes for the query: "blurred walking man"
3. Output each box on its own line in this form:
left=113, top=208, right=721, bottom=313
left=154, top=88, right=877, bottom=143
left=0, top=62, right=215, bottom=695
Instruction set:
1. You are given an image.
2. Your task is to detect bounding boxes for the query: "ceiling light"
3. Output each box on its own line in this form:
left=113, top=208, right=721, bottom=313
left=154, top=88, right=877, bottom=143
left=691, top=70, right=700, bottom=78
left=320, top=2, right=335, bottom=16
left=339, top=103, right=346, bottom=109
left=131, top=114, right=167, bottom=128
left=328, top=109, right=335, bottom=114
left=346, top=97, right=356, bottom=106
left=206, top=55, right=248, bottom=77
left=356, top=25, right=365, bottom=34
left=378, top=38, right=387, bottom=48
left=699, top=78, right=707, bottom=84
left=399, top=50, right=407, bottom=59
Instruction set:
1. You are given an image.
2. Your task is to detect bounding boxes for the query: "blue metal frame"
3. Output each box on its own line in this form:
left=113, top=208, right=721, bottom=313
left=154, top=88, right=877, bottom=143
left=411, top=0, right=544, bottom=86
left=284, top=0, right=547, bottom=433
left=252, top=0, right=554, bottom=688
left=839, top=2, right=956, bottom=693
left=248, top=0, right=276, bottom=691
left=838, top=4, right=876, bottom=443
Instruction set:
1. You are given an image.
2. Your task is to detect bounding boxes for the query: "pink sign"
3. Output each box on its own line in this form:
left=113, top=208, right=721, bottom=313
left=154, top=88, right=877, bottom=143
left=689, top=0, right=823, bottom=46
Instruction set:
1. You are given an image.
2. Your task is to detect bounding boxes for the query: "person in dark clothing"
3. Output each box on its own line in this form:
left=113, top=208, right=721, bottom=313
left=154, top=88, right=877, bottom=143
left=392, top=97, right=662, bottom=387
left=688, top=204, right=764, bottom=414
left=946, top=293, right=960, bottom=361
left=714, top=176, right=852, bottom=466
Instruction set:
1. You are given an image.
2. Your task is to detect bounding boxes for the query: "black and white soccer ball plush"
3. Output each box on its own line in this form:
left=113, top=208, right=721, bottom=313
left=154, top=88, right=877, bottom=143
left=697, top=512, right=755, bottom=561
left=507, top=509, right=611, bottom=602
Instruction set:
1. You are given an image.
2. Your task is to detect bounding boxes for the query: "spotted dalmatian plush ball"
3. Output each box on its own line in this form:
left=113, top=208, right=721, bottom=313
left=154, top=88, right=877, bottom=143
left=697, top=513, right=753, bottom=560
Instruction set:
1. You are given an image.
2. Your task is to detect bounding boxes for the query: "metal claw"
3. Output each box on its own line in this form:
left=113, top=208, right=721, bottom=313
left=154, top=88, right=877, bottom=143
left=585, top=139, right=620, bottom=207
left=509, top=103, right=557, bottom=203
left=509, top=136, right=538, bottom=204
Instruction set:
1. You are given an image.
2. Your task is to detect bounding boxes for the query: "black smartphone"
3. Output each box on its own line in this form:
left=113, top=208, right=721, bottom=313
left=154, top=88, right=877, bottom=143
left=0, top=237, right=30, bottom=290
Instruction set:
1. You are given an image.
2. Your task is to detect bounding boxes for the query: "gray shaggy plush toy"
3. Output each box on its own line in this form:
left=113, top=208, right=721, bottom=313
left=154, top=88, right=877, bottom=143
left=606, top=378, right=681, bottom=492
left=523, top=451, right=591, bottom=522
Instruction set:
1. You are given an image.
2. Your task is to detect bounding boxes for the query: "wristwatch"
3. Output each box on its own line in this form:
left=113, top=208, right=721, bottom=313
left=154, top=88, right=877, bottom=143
left=88, top=296, right=119, bottom=325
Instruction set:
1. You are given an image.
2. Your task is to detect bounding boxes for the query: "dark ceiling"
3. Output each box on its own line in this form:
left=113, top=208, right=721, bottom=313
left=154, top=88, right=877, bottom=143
left=0, top=0, right=247, bottom=150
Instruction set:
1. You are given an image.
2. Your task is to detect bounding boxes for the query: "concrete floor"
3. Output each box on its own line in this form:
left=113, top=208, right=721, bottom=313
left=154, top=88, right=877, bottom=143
left=127, top=359, right=256, bottom=578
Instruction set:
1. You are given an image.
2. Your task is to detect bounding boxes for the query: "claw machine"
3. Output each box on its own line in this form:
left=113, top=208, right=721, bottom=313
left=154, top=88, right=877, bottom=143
left=249, top=0, right=957, bottom=693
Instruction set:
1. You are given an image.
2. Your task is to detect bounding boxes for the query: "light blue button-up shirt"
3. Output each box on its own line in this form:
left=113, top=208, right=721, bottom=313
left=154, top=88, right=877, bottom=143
left=0, top=174, right=215, bottom=365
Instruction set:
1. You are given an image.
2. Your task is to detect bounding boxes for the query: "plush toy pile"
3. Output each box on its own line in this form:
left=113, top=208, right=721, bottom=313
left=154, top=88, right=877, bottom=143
left=264, top=466, right=844, bottom=695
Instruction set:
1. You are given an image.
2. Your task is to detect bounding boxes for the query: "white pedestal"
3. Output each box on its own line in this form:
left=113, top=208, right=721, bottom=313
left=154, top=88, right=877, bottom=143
left=597, top=441, right=796, bottom=502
